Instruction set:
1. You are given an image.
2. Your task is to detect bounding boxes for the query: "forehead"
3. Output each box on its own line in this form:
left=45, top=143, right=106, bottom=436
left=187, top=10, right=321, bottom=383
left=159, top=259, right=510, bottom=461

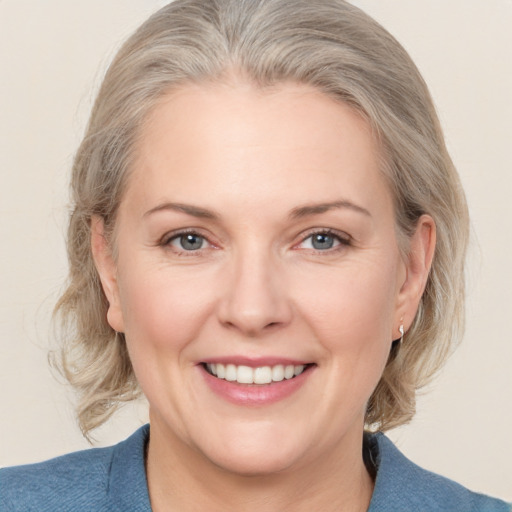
left=140, top=80, right=374, bottom=153
left=125, top=81, right=391, bottom=220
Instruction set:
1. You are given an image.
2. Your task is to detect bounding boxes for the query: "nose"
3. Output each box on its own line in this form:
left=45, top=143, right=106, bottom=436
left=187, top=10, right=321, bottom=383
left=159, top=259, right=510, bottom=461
left=217, top=248, right=293, bottom=337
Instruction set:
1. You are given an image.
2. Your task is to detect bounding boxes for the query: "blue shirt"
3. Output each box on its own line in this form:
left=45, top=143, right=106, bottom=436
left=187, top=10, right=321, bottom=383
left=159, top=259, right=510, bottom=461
left=1, top=425, right=510, bottom=511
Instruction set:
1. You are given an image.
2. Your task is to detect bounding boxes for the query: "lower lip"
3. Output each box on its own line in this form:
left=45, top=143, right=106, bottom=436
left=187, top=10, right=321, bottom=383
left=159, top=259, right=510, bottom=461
left=200, top=365, right=314, bottom=406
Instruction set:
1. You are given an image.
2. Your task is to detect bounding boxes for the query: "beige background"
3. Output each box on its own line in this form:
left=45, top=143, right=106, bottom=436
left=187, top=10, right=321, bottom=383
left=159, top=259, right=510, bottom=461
left=1, top=0, right=511, bottom=501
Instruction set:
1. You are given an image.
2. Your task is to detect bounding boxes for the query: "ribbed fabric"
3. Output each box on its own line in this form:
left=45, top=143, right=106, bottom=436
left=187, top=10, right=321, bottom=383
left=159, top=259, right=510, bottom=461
left=1, top=425, right=151, bottom=511
left=367, top=433, right=511, bottom=512
left=1, top=425, right=510, bottom=511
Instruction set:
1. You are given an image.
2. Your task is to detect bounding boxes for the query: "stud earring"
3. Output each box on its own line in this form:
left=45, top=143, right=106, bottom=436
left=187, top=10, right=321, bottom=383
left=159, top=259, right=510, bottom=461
left=399, top=324, right=405, bottom=345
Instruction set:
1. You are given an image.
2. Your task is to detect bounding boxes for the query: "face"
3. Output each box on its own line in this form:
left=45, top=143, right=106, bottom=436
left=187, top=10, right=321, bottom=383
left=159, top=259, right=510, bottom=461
left=93, top=81, right=432, bottom=476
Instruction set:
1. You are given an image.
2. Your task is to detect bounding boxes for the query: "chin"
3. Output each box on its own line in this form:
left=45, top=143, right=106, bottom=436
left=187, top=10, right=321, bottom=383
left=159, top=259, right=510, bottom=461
left=204, top=443, right=303, bottom=477
left=187, top=418, right=312, bottom=477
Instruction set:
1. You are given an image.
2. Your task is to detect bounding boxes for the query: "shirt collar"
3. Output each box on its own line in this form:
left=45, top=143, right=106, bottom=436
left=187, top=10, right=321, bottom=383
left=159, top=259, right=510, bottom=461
left=105, top=425, right=509, bottom=511
left=108, top=424, right=152, bottom=511
left=105, top=426, right=400, bottom=511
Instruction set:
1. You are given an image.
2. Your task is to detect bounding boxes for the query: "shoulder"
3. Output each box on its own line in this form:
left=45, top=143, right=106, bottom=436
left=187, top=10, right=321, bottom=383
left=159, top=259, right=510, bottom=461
left=0, top=445, right=114, bottom=511
left=0, top=425, right=151, bottom=512
left=368, top=433, right=511, bottom=512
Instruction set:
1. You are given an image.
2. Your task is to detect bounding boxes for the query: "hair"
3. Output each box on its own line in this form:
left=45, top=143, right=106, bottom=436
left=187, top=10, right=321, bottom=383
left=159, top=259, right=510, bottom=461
left=54, top=0, right=469, bottom=437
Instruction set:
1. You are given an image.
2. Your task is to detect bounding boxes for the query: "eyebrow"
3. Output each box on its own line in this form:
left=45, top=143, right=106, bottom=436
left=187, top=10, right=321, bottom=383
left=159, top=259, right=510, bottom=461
left=289, top=200, right=372, bottom=219
left=143, top=199, right=371, bottom=221
left=143, top=202, right=219, bottom=220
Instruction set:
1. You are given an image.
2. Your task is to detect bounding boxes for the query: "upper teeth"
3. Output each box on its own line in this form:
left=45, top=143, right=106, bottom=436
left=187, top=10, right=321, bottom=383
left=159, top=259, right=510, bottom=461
left=206, top=363, right=306, bottom=384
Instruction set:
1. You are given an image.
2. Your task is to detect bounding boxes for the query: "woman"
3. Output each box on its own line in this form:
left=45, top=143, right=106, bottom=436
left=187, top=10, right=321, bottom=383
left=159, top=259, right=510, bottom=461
left=1, top=0, right=510, bottom=510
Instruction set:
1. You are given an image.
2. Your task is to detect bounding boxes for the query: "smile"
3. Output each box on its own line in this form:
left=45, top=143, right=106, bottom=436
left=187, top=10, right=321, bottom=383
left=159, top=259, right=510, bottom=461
left=204, top=363, right=308, bottom=385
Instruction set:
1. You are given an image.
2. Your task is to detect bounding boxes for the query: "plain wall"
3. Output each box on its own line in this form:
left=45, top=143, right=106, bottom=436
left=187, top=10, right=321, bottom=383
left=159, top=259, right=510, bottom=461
left=1, top=0, right=511, bottom=500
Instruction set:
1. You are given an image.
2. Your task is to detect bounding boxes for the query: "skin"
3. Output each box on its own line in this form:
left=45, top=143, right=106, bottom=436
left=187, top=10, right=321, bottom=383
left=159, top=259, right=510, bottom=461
left=92, top=81, right=435, bottom=512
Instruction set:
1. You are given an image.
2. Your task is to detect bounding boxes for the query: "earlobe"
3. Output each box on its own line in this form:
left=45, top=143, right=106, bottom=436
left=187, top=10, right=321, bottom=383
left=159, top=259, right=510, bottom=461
left=90, top=216, right=125, bottom=332
left=396, top=215, right=436, bottom=333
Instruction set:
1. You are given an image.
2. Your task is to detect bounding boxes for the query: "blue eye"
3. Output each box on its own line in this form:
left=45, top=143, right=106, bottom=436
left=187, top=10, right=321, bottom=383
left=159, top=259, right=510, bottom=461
left=311, top=233, right=336, bottom=250
left=299, top=231, right=346, bottom=251
left=170, top=233, right=206, bottom=251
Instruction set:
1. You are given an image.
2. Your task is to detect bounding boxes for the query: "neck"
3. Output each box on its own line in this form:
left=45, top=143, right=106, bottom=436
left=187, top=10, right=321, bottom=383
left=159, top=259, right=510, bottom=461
left=146, top=418, right=374, bottom=512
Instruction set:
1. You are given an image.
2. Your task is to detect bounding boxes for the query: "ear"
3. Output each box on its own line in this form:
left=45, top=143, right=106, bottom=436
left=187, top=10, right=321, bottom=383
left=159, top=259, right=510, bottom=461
left=90, top=215, right=125, bottom=333
left=395, top=214, right=436, bottom=335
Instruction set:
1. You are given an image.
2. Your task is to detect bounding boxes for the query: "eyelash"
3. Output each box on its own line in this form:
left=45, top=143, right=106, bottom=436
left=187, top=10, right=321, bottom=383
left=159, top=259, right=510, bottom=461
left=296, top=229, right=352, bottom=254
left=160, top=228, right=352, bottom=256
left=160, top=229, right=214, bottom=255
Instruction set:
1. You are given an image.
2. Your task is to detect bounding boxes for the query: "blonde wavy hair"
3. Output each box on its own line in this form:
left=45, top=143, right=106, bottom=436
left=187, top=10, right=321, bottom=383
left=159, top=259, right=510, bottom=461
left=54, top=0, right=469, bottom=437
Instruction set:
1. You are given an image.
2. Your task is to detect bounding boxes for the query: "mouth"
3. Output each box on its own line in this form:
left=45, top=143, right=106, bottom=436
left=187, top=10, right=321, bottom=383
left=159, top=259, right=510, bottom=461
left=202, top=362, right=314, bottom=385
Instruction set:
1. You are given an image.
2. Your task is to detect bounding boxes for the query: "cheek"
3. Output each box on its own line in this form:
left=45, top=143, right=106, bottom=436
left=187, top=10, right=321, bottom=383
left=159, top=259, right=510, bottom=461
left=117, top=264, right=218, bottom=354
left=115, top=266, right=220, bottom=421
left=296, top=263, right=398, bottom=342
left=294, top=261, right=399, bottom=395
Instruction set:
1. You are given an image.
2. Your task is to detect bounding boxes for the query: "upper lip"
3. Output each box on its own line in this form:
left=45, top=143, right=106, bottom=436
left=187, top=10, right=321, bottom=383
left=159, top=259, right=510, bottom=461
left=200, top=356, right=313, bottom=367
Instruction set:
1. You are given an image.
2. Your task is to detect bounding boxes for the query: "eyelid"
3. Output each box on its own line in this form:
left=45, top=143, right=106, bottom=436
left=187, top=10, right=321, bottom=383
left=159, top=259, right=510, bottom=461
left=160, top=228, right=217, bottom=253
left=158, top=227, right=351, bottom=254
left=294, top=228, right=352, bottom=251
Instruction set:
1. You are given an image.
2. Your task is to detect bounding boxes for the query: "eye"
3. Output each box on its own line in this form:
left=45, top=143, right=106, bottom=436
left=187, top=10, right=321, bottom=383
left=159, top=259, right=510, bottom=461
left=168, top=232, right=207, bottom=251
left=298, top=230, right=349, bottom=251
